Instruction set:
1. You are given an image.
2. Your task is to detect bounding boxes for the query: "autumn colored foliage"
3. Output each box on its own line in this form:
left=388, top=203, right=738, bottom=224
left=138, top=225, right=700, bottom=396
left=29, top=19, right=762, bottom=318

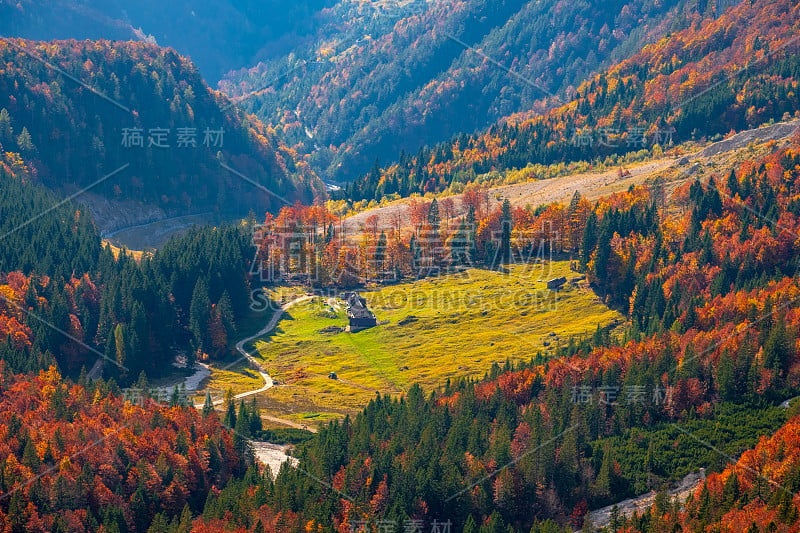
left=345, top=0, right=800, bottom=203
left=624, top=411, right=800, bottom=532
left=196, top=138, right=800, bottom=532
left=0, top=366, right=244, bottom=532
left=225, top=0, right=722, bottom=181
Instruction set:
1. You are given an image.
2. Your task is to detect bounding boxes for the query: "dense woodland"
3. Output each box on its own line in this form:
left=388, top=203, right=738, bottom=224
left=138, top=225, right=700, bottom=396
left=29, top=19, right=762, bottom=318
left=625, top=409, right=800, bottom=532
left=0, top=130, right=795, bottom=527
left=344, top=0, right=800, bottom=202
left=0, top=166, right=254, bottom=381
left=182, top=137, right=800, bottom=532
left=254, top=179, right=635, bottom=289
left=0, top=38, right=321, bottom=217
left=253, top=193, right=522, bottom=286
left=223, top=0, right=725, bottom=181
left=2, top=0, right=800, bottom=531
left=0, top=367, right=248, bottom=532
left=4, top=141, right=800, bottom=532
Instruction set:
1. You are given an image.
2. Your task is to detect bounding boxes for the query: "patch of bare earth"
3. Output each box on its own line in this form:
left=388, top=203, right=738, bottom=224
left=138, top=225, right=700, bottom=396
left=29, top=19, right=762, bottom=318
left=340, top=120, right=800, bottom=237
left=340, top=158, right=676, bottom=236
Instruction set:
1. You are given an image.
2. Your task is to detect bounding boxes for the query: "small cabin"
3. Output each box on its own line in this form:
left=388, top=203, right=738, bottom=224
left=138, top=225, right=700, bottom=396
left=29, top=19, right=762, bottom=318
left=546, top=277, right=567, bottom=290
left=344, top=292, right=377, bottom=330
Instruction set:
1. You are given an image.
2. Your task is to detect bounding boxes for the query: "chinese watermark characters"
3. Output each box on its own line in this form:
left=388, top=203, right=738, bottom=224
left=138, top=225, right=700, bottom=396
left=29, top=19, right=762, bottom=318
left=570, top=127, right=675, bottom=148
left=121, top=127, right=224, bottom=149
left=570, top=385, right=674, bottom=406
left=122, top=386, right=190, bottom=405
left=349, top=519, right=452, bottom=533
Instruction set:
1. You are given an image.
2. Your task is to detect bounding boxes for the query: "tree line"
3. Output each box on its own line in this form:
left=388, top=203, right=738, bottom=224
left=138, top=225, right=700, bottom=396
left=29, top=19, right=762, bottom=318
left=0, top=167, right=254, bottom=383
left=343, top=0, right=800, bottom=204
left=188, top=124, right=800, bottom=532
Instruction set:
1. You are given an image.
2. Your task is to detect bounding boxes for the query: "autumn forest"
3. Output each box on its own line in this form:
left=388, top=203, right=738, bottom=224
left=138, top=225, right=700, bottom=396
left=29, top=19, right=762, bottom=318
left=2, top=0, right=800, bottom=531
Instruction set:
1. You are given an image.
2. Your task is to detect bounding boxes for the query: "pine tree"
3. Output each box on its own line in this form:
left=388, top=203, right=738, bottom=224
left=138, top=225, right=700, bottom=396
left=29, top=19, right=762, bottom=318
left=500, top=199, right=512, bottom=264
left=609, top=505, right=621, bottom=533
left=722, top=472, right=740, bottom=509
left=0, top=108, right=12, bottom=145
left=217, top=291, right=236, bottom=336
left=463, top=515, right=478, bottom=533
left=717, top=350, right=737, bottom=401
left=593, top=442, right=613, bottom=501
left=176, top=504, right=193, bottom=533
left=113, top=324, right=127, bottom=371
left=426, top=198, right=442, bottom=266
left=593, top=221, right=612, bottom=284
left=764, top=316, right=790, bottom=376
left=202, top=391, right=214, bottom=417
left=189, top=278, right=211, bottom=355
left=223, top=388, right=236, bottom=428
left=727, top=169, right=739, bottom=197
left=16, top=126, right=34, bottom=152
left=170, top=385, right=182, bottom=407
left=236, top=399, right=250, bottom=438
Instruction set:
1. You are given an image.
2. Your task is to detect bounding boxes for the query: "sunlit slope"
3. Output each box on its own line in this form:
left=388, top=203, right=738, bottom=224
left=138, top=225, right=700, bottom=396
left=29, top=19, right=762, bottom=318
left=252, top=261, right=622, bottom=423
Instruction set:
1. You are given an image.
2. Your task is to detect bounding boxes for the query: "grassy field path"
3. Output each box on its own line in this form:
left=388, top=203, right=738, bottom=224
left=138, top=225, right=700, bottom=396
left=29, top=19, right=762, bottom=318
left=232, top=293, right=315, bottom=398
left=252, top=262, right=624, bottom=421
left=197, top=294, right=319, bottom=432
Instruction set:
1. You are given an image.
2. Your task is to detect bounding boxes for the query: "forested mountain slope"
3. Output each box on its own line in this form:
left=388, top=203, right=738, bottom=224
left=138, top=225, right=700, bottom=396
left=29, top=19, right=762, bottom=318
left=0, top=38, right=323, bottom=222
left=180, top=132, right=800, bottom=533
left=625, top=409, right=800, bottom=531
left=0, top=0, right=336, bottom=80
left=6, top=124, right=800, bottom=532
left=0, top=164, right=256, bottom=381
left=0, top=368, right=248, bottom=532
left=1, top=0, right=800, bottom=531
left=222, top=0, right=738, bottom=181
left=345, top=0, right=800, bottom=201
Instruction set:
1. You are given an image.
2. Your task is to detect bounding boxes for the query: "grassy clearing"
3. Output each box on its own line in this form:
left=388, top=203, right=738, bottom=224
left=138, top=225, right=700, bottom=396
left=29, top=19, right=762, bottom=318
left=201, top=359, right=263, bottom=399
left=288, top=412, right=341, bottom=424
left=252, top=261, right=622, bottom=423
left=103, top=241, right=146, bottom=262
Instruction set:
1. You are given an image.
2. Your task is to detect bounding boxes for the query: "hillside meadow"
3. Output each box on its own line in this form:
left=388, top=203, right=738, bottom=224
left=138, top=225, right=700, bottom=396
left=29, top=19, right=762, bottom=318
left=248, top=261, right=621, bottom=424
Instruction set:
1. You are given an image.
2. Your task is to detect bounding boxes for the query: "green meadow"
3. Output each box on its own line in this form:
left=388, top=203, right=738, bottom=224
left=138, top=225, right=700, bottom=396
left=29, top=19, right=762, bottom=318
left=251, top=261, right=622, bottom=423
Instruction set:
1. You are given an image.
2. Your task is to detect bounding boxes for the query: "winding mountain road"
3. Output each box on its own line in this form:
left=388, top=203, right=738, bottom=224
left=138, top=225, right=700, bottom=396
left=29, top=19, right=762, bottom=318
left=197, top=294, right=319, bottom=432
left=101, top=211, right=214, bottom=239
left=230, top=294, right=315, bottom=402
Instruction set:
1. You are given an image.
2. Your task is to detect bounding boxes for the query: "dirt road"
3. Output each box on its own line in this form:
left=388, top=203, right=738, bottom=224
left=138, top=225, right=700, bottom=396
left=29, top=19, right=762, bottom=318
left=583, top=470, right=706, bottom=530
left=227, top=294, right=314, bottom=403
left=196, top=294, right=319, bottom=434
